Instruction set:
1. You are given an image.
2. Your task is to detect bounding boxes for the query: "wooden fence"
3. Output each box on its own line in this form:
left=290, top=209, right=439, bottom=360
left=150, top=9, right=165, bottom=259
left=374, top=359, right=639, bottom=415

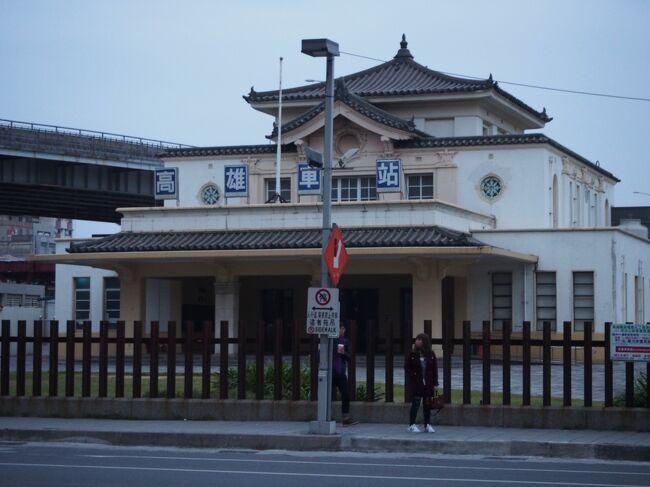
left=0, top=319, right=648, bottom=408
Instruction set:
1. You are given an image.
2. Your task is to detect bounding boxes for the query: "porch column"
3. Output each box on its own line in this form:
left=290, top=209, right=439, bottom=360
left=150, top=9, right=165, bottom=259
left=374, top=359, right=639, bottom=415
left=118, top=268, right=144, bottom=356
left=411, top=259, right=443, bottom=349
left=214, top=277, right=240, bottom=353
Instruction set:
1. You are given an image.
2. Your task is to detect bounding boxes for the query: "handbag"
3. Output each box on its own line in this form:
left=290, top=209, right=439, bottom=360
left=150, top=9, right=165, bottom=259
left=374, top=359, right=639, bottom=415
left=424, top=392, right=445, bottom=411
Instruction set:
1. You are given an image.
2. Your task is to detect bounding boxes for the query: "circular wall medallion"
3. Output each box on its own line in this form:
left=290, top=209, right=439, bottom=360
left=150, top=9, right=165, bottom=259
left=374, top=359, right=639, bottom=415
left=200, top=183, right=221, bottom=205
left=480, top=175, right=502, bottom=200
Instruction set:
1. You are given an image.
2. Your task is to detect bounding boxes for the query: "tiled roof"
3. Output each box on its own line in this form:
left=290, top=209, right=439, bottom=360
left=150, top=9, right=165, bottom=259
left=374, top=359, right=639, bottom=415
left=395, top=134, right=619, bottom=181
left=267, top=79, right=430, bottom=139
left=164, top=144, right=297, bottom=158
left=67, top=226, right=485, bottom=254
left=245, top=36, right=550, bottom=123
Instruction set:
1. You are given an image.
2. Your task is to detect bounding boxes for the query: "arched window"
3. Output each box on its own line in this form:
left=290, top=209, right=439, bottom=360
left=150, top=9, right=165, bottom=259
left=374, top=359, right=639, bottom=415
left=605, top=199, right=610, bottom=226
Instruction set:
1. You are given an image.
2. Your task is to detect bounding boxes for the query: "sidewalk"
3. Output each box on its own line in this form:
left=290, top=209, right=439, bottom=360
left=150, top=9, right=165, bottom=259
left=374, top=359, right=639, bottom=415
left=1, top=416, right=649, bottom=462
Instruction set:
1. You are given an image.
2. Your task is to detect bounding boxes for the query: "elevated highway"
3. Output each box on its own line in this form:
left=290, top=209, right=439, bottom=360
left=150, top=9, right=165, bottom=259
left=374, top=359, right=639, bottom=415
left=0, top=119, right=191, bottom=222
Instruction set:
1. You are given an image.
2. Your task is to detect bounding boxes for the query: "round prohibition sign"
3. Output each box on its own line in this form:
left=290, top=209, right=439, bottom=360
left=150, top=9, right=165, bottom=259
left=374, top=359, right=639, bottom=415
left=315, top=288, right=331, bottom=306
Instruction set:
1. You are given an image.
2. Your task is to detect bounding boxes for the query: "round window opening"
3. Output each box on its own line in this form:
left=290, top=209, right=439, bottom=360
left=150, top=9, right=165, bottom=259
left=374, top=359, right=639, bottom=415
left=480, top=175, right=502, bottom=200
left=201, top=183, right=221, bottom=205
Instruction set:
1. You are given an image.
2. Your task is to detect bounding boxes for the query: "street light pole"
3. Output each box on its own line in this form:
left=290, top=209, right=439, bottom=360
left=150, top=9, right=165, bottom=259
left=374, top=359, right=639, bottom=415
left=302, top=38, right=339, bottom=435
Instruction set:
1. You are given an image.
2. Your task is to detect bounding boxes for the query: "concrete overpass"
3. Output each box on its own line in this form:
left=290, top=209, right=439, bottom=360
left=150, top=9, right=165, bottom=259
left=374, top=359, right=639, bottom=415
left=0, top=119, right=191, bottom=222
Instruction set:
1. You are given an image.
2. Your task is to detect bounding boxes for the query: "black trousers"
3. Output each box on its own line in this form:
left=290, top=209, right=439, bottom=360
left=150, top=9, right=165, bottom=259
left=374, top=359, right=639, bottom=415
left=409, top=396, right=431, bottom=426
left=332, top=373, right=350, bottom=415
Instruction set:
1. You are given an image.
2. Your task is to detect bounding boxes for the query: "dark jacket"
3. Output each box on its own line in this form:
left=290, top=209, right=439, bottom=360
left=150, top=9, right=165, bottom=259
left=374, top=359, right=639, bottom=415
left=332, top=336, right=350, bottom=377
left=405, top=350, right=438, bottom=397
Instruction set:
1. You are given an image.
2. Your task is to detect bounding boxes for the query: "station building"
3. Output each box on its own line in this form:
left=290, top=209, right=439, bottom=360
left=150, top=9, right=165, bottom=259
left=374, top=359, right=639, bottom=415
left=38, top=36, right=650, bottom=350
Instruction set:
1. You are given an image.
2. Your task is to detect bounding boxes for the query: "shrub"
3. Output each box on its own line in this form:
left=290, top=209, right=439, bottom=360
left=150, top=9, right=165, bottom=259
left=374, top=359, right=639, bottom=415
left=613, top=372, right=648, bottom=407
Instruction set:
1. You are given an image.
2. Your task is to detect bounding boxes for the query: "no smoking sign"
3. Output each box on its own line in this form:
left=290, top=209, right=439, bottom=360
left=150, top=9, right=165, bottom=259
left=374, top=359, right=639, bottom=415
left=306, top=287, right=340, bottom=337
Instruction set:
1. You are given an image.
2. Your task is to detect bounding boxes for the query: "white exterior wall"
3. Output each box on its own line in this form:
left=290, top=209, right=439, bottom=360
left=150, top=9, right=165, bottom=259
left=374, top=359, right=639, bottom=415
left=473, top=229, right=650, bottom=331
left=54, top=240, right=117, bottom=331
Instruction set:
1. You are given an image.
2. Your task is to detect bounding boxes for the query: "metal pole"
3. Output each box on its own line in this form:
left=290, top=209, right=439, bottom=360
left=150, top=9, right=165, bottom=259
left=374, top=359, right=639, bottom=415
left=275, top=57, right=283, bottom=201
left=316, top=52, right=335, bottom=428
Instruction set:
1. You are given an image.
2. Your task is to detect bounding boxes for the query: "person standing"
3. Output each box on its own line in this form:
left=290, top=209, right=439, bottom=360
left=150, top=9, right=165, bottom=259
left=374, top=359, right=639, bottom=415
left=332, top=324, right=358, bottom=425
left=405, top=332, right=438, bottom=433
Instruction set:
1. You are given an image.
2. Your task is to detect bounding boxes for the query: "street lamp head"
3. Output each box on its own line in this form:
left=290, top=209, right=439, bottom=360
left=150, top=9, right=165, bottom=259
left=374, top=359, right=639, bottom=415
left=304, top=146, right=323, bottom=169
left=301, top=38, right=339, bottom=57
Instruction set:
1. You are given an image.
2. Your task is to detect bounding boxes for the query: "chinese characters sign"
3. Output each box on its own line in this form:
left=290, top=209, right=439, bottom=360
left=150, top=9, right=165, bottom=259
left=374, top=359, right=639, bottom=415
left=224, top=165, right=248, bottom=197
left=376, top=159, right=401, bottom=192
left=306, top=287, right=340, bottom=337
left=154, top=168, right=178, bottom=200
left=297, top=164, right=321, bottom=195
left=611, top=323, right=650, bottom=362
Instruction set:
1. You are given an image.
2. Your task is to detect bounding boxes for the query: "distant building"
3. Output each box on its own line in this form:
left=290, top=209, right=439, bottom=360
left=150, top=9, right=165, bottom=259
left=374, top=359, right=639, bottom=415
left=36, top=36, right=649, bottom=344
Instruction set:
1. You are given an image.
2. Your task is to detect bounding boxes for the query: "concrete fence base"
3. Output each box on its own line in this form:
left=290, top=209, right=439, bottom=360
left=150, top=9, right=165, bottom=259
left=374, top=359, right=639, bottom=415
left=0, top=397, right=648, bottom=432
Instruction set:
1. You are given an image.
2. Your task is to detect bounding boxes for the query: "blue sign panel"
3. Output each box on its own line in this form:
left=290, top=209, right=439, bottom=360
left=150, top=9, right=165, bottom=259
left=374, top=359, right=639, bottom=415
left=224, top=165, right=248, bottom=197
left=297, top=164, right=321, bottom=195
left=154, top=168, right=178, bottom=200
left=376, top=159, right=401, bottom=192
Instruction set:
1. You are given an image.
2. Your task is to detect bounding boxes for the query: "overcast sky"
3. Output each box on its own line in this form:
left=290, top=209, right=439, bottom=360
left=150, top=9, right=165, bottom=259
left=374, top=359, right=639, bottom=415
left=1, top=0, right=649, bottom=237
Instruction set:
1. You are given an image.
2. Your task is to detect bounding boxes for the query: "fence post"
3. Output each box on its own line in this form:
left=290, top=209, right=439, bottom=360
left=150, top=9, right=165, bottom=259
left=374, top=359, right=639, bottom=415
left=348, top=320, right=357, bottom=401
left=443, top=319, right=452, bottom=404
left=81, top=321, right=91, bottom=397
left=584, top=321, right=592, bottom=407
left=167, top=322, right=177, bottom=399
left=33, top=320, right=43, bottom=397
left=274, top=319, right=283, bottom=401
left=482, top=321, right=491, bottom=406
left=17, top=321, right=27, bottom=397
left=366, top=319, right=375, bottom=402
left=184, top=321, right=194, bottom=399
left=385, top=320, right=394, bottom=403
left=237, top=320, right=246, bottom=400
left=65, top=320, right=74, bottom=397
left=1, top=321, right=10, bottom=396
left=522, top=321, right=531, bottom=406
left=116, top=321, right=125, bottom=399
left=502, top=320, right=511, bottom=406
left=49, top=321, right=59, bottom=397
left=542, top=321, right=551, bottom=407
left=256, top=320, right=264, bottom=400
left=133, top=321, right=143, bottom=399
left=462, top=321, right=471, bottom=405
left=99, top=321, right=108, bottom=398
left=220, top=320, right=229, bottom=400
left=604, top=322, right=613, bottom=407
left=202, top=321, right=212, bottom=400
left=150, top=321, right=159, bottom=398
left=292, top=321, right=301, bottom=401
left=563, top=321, right=572, bottom=407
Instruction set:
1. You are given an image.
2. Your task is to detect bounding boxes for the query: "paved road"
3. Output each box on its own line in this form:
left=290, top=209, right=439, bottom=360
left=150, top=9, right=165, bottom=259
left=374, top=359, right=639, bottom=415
left=1, top=442, right=649, bottom=487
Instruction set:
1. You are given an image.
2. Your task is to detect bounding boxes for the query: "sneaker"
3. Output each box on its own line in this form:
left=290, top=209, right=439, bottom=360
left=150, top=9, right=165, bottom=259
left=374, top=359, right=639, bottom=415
left=424, top=424, right=435, bottom=433
left=342, top=416, right=359, bottom=426
left=407, top=424, right=421, bottom=433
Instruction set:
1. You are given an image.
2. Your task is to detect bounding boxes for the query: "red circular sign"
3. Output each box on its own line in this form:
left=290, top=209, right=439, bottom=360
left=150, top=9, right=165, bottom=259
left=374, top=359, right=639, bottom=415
left=315, top=288, right=331, bottom=306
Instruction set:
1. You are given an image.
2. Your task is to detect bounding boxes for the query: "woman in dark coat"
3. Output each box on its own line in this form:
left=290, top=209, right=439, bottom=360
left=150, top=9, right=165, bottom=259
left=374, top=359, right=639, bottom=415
left=404, top=332, right=438, bottom=433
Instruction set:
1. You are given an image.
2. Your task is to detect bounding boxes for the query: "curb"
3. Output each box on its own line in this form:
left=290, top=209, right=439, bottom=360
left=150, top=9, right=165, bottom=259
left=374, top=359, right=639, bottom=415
left=2, top=428, right=650, bottom=462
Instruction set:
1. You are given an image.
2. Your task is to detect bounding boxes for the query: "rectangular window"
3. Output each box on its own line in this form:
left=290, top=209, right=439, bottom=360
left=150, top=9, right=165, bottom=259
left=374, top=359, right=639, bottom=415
left=535, top=272, right=557, bottom=331
left=407, top=174, right=434, bottom=200
left=265, top=178, right=291, bottom=203
left=635, top=276, right=644, bottom=323
left=492, top=272, right=512, bottom=331
left=74, top=277, right=91, bottom=324
left=6, top=294, right=22, bottom=307
left=573, top=271, right=594, bottom=332
left=104, top=277, right=120, bottom=323
left=24, top=295, right=41, bottom=307
left=331, top=176, right=377, bottom=202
